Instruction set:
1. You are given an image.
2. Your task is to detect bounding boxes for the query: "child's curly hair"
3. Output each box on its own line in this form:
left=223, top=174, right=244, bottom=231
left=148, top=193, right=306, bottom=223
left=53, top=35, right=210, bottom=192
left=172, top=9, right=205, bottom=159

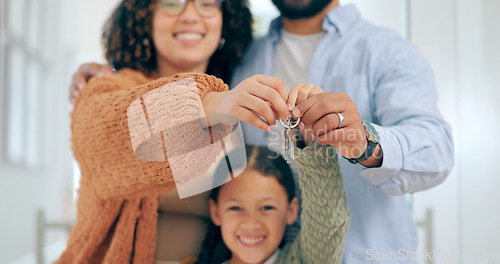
left=102, top=0, right=253, bottom=84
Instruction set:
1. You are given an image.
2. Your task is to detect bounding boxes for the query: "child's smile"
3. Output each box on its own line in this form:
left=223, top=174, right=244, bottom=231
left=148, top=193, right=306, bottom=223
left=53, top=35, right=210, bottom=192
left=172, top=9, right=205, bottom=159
left=238, top=235, right=266, bottom=247
left=209, top=169, right=298, bottom=264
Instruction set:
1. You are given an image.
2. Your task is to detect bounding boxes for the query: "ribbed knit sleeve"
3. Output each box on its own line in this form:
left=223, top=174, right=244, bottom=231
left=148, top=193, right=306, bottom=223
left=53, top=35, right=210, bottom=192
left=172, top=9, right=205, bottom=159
left=71, top=69, right=230, bottom=200
left=277, top=141, right=350, bottom=264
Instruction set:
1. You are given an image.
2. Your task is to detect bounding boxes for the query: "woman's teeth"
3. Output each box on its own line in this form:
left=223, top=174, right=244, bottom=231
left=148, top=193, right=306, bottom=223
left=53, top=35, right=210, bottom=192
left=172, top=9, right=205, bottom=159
left=176, top=33, right=202, bottom=40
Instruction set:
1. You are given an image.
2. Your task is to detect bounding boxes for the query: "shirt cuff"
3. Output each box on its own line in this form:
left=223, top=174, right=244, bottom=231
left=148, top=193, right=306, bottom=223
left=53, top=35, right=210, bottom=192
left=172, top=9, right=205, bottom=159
left=360, top=123, right=402, bottom=186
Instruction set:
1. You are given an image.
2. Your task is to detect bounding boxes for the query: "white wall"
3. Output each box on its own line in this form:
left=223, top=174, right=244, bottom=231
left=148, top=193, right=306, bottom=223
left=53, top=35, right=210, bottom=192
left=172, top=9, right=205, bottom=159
left=249, top=0, right=279, bottom=36
left=341, top=0, right=408, bottom=37
left=0, top=0, right=119, bottom=263
left=410, top=1, right=460, bottom=263
left=0, top=0, right=76, bottom=262
left=74, top=0, right=120, bottom=64
left=456, top=0, right=500, bottom=262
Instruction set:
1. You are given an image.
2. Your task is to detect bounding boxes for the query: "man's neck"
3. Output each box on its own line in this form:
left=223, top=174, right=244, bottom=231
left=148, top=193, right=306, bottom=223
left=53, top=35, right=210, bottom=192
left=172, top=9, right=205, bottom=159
left=281, top=1, right=339, bottom=35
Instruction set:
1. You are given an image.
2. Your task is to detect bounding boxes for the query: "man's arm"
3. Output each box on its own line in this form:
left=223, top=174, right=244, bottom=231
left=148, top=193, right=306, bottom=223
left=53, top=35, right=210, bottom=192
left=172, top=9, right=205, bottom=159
left=69, top=63, right=113, bottom=104
left=359, top=40, right=454, bottom=195
left=292, top=39, right=454, bottom=195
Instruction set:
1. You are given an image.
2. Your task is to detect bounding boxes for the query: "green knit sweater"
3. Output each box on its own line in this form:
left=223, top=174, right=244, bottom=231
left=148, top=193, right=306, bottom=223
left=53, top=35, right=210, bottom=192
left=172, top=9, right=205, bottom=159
left=276, top=141, right=350, bottom=264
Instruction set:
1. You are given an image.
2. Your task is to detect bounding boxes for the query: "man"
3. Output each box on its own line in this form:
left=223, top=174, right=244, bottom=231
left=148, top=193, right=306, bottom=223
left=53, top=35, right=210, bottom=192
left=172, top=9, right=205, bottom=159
left=230, top=0, right=453, bottom=263
left=70, top=1, right=453, bottom=262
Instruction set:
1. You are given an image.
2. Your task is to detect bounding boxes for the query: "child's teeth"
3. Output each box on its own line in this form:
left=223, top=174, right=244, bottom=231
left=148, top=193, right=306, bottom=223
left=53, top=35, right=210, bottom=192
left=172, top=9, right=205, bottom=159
left=240, top=236, right=264, bottom=244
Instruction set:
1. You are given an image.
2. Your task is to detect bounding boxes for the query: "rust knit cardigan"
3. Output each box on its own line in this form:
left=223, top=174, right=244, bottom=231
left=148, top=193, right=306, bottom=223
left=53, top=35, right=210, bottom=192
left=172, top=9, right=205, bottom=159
left=56, top=69, right=229, bottom=264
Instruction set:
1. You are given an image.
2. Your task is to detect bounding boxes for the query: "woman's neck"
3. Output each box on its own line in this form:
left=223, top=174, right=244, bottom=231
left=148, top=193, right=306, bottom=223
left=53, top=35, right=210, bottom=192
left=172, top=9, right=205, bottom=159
left=154, top=58, right=208, bottom=78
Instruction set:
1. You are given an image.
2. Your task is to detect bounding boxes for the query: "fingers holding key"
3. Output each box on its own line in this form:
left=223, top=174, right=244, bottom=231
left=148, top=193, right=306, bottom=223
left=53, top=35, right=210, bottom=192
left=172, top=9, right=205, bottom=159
left=251, top=75, right=290, bottom=121
left=209, top=75, right=290, bottom=131
left=239, top=90, right=279, bottom=127
left=233, top=75, right=289, bottom=120
left=287, top=83, right=324, bottom=109
left=293, top=92, right=351, bottom=129
left=292, top=92, right=366, bottom=157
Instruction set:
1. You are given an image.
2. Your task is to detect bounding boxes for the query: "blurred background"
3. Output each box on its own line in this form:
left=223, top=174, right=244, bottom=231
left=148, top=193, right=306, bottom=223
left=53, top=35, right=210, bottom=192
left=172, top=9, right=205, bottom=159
left=0, top=0, right=499, bottom=263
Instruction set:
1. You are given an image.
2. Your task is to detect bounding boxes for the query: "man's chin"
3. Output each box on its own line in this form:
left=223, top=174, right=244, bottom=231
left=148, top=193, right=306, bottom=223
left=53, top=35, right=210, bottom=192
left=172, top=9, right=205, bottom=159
left=271, top=0, right=333, bottom=19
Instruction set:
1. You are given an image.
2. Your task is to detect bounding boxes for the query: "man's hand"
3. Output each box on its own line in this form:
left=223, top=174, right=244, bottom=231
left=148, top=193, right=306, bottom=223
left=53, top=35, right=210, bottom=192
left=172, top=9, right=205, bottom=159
left=287, top=83, right=324, bottom=108
left=202, top=74, right=289, bottom=131
left=291, top=92, right=368, bottom=159
left=287, top=83, right=324, bottom=146
left=70, top=63, right=113, bottom=104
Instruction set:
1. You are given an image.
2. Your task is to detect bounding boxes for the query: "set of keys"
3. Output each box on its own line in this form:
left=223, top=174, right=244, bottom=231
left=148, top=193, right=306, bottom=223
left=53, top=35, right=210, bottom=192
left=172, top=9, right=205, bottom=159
left=279, top=115, right=301, bottom=164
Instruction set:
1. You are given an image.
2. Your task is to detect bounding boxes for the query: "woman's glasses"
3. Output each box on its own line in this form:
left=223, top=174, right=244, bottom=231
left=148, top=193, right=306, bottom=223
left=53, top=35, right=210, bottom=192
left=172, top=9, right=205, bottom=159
left=159, top=0, right=223, bottom=18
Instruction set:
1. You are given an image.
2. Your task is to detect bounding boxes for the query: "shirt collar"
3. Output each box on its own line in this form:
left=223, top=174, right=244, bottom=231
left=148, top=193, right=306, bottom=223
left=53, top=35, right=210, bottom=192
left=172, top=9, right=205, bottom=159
left=268, top=17, right=283, bottom=42
left=268, top=4, right=361, bottom=38
left=324, top=4, right=361, bottom=34
left=263, top=249, right=281, bottom=264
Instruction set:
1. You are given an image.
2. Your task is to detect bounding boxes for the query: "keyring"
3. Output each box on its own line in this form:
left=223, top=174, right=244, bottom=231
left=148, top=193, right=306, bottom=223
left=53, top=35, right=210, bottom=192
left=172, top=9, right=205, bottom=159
left=279, top=115, right=301, bottom=129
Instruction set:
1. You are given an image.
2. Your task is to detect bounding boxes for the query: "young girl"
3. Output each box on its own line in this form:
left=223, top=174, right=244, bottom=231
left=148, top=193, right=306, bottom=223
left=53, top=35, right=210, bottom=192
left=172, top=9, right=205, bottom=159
left=199, top=142, right=350, bottom=264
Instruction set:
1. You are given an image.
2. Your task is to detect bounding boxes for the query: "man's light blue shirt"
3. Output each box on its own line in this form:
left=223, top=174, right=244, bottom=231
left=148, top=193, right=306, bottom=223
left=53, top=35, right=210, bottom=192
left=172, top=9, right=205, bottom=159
left=230, top=4, right=454, bottom=263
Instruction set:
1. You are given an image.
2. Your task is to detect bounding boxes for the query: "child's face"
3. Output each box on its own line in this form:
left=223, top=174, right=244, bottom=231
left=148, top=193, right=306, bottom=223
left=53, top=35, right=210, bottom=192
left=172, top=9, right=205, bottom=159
left=209, top=169, right=298, bottom=264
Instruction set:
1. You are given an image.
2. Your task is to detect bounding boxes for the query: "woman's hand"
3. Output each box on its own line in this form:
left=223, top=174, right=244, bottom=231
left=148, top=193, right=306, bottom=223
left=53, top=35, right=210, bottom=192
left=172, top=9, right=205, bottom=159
left=201, top=75, right=289, bottom=131
left=70, top=63, right=113, bottom=104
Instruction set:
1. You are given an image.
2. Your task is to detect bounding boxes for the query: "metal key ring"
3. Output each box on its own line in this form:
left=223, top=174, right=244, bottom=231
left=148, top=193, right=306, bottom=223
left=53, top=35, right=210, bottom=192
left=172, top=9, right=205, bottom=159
left=279, top=116, right=301, bottom=129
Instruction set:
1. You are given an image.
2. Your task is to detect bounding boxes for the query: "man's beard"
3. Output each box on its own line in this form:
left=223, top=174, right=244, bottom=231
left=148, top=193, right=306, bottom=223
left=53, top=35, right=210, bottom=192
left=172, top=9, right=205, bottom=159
left=271, top=0, right=333, bottom=19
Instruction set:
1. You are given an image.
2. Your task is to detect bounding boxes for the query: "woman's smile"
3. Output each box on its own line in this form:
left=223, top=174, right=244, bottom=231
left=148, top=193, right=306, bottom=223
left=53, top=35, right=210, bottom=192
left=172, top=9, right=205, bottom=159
left=174, top=30, right=205, bottom=45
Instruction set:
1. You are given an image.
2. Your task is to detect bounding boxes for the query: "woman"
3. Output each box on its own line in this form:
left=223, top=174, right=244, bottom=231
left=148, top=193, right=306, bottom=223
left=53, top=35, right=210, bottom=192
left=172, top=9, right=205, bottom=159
left=59, top=0, right=290, bottom=263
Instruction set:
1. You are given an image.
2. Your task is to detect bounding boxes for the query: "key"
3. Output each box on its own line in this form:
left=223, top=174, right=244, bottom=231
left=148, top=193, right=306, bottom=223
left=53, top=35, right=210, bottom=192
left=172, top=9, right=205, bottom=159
left=287, top=125, right=297, bottom=161
left=284, top=123, right=291, bottom=163
left=280, top=115, right=301, bottom=164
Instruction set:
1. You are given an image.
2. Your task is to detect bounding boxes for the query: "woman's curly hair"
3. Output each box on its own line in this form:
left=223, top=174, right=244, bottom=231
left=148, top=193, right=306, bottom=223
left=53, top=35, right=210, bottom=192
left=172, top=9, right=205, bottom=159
left=102, top=0, right=253, bottom=84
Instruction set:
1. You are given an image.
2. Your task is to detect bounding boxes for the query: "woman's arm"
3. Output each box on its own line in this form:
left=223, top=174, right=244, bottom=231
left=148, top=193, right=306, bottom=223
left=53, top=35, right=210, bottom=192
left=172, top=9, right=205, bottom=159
left=72, top=70, right=230, bottom=200
left=277, top=141, right=350, bottom=264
